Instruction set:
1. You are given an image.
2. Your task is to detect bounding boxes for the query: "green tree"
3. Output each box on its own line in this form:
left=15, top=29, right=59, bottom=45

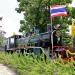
left=68, top=6, right=75, bottom=49
left=0, top=34, right=5, bottom=46
left=16, top=0, right=72, bottom=45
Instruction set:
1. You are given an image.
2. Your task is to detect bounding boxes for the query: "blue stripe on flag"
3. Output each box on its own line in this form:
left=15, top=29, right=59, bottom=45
left=51, top=8, right=66, bottom=14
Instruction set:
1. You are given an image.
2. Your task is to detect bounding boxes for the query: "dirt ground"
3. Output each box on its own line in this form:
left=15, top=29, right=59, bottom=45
left=0, top=64, right=16, bottom=75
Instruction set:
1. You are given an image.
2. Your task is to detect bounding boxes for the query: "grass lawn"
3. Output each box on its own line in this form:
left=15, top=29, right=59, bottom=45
left=0, top=52, right=75, bottom=75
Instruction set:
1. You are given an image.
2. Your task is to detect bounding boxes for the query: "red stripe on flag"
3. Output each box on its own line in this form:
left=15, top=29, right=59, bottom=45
left=52, top=14, right=67, bottom=17
left=51, top=13, right=67, bottom=17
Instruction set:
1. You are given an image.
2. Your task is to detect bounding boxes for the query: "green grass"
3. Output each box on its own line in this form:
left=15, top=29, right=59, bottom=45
left=0, top=52, right=75, bottom=75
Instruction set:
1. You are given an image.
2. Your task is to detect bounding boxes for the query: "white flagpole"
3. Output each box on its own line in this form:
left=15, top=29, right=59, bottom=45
left=50, top=6, right=54, bottom=61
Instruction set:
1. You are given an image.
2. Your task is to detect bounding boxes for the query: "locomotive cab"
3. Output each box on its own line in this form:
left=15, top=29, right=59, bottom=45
left=5, top=35, right=23, bottom=52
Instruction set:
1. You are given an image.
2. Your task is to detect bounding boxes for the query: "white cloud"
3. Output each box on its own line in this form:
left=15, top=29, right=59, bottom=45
left=0, top=0, right=23, bottom=37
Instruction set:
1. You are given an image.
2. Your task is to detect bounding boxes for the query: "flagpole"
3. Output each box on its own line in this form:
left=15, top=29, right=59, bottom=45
left=50, top=5, right=67, bottom=62
left=51, top=17, right=54, bottom=61
left=50, top=6, right=54, bottom=61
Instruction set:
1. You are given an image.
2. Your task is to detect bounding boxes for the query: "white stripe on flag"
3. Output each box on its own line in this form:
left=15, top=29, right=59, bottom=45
left=51, top=12, right=67, bottom=16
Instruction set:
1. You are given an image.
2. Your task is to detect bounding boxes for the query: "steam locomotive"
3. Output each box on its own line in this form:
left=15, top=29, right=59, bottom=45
left=5, top=30, right=62, bottom=56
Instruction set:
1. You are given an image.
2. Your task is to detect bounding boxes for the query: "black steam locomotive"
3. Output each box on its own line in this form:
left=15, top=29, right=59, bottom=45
left=5, top=30, right=62, bottom=55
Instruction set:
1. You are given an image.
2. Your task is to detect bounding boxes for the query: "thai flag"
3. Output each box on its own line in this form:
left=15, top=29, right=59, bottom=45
left=50, top=5, right=67, bottom=17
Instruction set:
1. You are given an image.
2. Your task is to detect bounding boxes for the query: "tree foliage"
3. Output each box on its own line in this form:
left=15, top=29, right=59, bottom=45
left=0, top=35, right=5, bottom=46
left=16, top=0, right=73, bottom=45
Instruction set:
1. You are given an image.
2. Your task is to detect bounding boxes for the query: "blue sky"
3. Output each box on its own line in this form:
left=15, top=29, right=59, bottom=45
left=0, top=0, right=75, bottom=37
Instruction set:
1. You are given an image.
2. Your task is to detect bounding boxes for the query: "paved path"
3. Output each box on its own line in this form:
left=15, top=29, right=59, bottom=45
left=0, top=64, right=16, bottom=75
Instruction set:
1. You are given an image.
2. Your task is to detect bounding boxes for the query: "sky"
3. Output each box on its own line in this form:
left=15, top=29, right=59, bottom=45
left=71, top=0, right=75, bottom=7
left=0, top=0, right=23, bottom=37
left=0, top=0, right=75, bottom=38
